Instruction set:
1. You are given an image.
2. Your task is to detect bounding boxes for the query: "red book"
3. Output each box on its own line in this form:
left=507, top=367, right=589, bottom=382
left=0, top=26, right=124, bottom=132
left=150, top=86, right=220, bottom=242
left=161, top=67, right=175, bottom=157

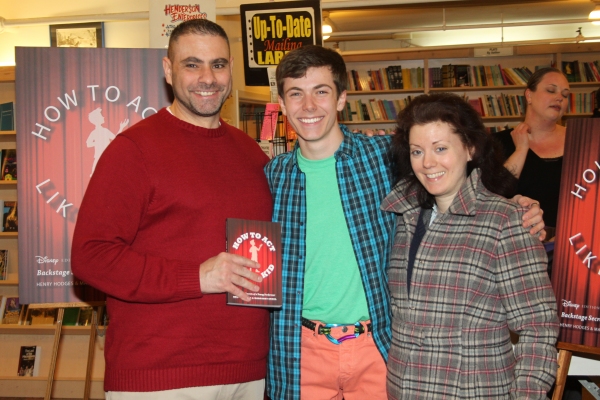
left=226, top=218, right=282, bottom=308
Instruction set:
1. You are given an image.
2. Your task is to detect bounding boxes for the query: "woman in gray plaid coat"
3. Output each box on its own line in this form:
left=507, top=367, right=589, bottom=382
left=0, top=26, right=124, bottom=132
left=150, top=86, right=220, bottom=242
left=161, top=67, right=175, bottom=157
left=382, top=93, right=559, bottom=399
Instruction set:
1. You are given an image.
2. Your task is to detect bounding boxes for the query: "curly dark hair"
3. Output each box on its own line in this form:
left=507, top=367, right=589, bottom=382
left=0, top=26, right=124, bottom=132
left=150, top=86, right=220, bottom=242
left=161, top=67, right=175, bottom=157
left=391, top=92, right=517, bottom=208
left=276, top=45, right=348, bottom=99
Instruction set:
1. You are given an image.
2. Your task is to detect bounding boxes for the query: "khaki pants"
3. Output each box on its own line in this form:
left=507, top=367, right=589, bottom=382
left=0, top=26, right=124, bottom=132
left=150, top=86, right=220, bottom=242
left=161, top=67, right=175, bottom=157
left=105, top=379, right=265, bottom=400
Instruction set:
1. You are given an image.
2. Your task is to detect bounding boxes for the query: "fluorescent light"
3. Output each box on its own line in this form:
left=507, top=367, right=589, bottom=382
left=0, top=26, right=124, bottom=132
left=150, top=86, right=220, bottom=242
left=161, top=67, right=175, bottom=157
left=590, top=5, right=600, bottom=19
left=323, top=24, right=332, bottom=40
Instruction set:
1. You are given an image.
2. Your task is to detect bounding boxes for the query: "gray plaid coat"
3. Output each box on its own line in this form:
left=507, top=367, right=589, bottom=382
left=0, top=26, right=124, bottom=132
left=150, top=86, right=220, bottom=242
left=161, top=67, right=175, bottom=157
left=381, top=169, right=558, bottom=400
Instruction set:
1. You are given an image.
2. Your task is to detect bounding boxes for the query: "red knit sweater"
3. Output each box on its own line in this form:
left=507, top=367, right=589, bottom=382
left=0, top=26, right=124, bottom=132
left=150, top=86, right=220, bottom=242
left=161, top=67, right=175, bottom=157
left=71, top=109, right=273, bottom=392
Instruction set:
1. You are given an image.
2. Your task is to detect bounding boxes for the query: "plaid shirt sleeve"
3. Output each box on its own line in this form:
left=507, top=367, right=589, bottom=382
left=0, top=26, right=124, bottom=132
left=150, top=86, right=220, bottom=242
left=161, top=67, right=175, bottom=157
left=265, top=126, right=396, bottom=400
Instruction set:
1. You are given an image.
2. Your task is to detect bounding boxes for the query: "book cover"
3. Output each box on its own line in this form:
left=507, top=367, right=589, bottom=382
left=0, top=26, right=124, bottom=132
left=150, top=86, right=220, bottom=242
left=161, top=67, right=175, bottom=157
left=0, top=102, right=14, bottom=131
left=226, top=218, right=282, bottom=308
left=77, top=306, right=94, bottom=326
left=0, top=296, right=6, bottom=322
left=0, top=149, right=16, bottom=181
left=62, top=307, right=80, bottom=326
left=0, top=249, right=7, bottom=280
left=468, top=98, right=484, bottom=116
left=17, top=346, right=41, bottom=377
left=2, top=296, right=24, bottom=324
left=455, top=65, right=470, bottom=87
left=260, top=103, right=280, bottom=141
left=3, top=201, right=17, bottom=232
left=26, top=308, right=58, bottom=325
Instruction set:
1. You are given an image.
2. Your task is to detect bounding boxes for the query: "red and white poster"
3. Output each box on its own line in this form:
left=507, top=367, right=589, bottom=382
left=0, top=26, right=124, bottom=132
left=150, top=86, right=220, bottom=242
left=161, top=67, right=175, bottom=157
left=16, top=47, right=171, bottom=304
left=552, top=118, right=600, bottom=347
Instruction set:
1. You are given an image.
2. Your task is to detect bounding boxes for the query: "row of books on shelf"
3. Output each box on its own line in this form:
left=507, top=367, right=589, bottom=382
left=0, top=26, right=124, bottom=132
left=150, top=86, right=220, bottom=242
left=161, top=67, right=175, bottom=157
left=338, top=97, right=415, bottom=122
left=430, top=64, right=537, bottom=88
left=347, top=67, right=424, bottom=91
left=0, top=296, right=108, bottom=326
left=346, top=64, right=534, bottom=91
left=565, top=91, right=599, bottom=114
left=339, top=89, right=599, bottom=122
left=346, top=61, right=600, bottom=91
left=467, top=94, right=526, bottom=118
left=562, top=60, right=600, bottom=83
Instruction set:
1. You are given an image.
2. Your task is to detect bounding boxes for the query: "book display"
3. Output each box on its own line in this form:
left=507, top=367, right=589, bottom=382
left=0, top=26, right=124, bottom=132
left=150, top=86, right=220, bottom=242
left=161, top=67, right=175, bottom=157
left=17, top=345, right=41, bottom=377
left=339, top=42, right=600, bottom=134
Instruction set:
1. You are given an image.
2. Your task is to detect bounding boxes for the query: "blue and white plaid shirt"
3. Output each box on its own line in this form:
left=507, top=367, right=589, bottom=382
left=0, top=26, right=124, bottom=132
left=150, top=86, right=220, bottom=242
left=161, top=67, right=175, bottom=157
left=265, top=125, right=395, bottom=399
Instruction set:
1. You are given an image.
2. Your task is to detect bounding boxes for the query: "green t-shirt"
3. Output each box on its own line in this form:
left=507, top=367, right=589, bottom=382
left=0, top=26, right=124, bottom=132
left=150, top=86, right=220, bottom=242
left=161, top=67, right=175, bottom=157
left=297, top=151, right=370, bottom=324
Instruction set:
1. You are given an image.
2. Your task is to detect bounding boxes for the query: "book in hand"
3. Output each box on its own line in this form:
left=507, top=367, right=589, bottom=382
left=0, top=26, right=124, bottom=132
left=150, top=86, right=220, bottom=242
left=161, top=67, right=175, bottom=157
left=18, top=346, right=41, bottom=377
left=226, top=218, right=282, bottom=308
left=0, top=249, right=7, bottom=280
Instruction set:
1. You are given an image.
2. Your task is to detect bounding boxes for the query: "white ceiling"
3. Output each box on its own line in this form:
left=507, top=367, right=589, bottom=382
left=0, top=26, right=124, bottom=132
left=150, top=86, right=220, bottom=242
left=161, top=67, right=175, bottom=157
left=323, top=0, right=599, bottom=47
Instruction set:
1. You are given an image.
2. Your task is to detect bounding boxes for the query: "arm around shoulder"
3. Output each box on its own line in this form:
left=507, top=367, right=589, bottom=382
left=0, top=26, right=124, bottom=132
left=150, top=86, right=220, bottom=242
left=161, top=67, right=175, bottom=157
left=496, top=208, right=558, bottom=398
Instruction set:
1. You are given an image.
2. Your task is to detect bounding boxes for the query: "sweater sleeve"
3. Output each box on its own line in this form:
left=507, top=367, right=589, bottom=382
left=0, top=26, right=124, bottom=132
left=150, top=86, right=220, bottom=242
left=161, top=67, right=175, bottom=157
left=494, top=207, right=559, bottom=399
left=71, top=136, right=202, bottom=303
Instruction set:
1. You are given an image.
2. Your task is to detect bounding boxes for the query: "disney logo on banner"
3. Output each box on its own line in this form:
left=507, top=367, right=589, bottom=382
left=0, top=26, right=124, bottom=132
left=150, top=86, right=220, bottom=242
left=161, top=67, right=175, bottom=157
left=562, top=299, right=581, bottom=310
left=35, top=256, right=59, bottom=265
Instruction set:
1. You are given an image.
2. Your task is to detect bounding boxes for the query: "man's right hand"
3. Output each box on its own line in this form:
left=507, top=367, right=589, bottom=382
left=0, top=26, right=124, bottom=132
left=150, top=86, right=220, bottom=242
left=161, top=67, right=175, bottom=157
left=199, top=253, right=263, bottom=302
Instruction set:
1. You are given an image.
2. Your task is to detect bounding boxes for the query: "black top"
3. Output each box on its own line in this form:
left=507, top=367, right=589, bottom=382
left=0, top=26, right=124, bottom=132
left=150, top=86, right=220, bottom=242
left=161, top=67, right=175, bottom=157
left=493, top=128, right=563, bottom=227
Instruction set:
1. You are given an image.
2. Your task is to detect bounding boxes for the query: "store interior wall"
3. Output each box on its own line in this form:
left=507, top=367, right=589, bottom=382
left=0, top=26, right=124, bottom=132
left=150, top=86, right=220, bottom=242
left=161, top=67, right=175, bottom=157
left=2, top=0, right=600, bottom=95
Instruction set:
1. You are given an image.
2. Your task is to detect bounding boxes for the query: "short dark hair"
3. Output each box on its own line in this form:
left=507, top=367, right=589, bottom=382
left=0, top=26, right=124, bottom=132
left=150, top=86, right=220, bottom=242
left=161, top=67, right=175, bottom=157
left=276, top=45, right=348, bottom=99
left=526, top=67, right=566, bottom=92
left=167, top=19, right=229, bottom=60
left=391, top=92, right=517, bottom=207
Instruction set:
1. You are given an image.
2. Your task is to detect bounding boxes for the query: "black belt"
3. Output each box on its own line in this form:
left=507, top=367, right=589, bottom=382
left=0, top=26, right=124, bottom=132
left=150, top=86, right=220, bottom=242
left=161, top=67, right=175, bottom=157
left=301, top=316, right=372, bottom=335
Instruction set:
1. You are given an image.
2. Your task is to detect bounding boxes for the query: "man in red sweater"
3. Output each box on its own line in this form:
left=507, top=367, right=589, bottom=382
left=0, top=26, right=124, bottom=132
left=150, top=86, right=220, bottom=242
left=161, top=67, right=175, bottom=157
left=71, top=19, right=272, bottom=399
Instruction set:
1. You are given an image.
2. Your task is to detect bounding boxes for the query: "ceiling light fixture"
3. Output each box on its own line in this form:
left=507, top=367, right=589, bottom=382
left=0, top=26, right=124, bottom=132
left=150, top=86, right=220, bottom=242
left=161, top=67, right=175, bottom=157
left=322, top=23, right=332, bottom=40
left=590, top=1, right=600, bottom=19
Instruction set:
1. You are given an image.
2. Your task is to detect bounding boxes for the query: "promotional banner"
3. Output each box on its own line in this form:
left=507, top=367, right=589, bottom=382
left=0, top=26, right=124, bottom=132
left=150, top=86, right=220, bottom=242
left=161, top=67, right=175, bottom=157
left=552, top=118, right=600, bottom=347
left=149, top=0, right=216, bottom=48
left=16, top=47, right=172, bottom=304
left=240, top=0, right=322, bottom=86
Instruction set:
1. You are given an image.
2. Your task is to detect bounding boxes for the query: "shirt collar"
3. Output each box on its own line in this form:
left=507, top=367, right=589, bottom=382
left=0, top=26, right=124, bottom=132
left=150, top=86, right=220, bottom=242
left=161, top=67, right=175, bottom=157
left=381, top=168, right=482, bottom=217
left=289, top=123, right=356, bottom=169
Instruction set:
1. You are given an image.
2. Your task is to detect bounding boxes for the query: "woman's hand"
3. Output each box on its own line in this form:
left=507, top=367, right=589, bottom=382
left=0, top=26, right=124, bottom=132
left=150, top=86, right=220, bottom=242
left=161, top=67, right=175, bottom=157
left=510, top=122, right=532, bottom=153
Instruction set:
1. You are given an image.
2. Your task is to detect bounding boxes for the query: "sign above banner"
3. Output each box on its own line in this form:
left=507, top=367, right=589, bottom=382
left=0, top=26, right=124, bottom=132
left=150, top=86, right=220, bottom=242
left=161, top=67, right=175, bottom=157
left=240, top=0, right=322, bottom=86
left=149, top=1, right=216, bottom=48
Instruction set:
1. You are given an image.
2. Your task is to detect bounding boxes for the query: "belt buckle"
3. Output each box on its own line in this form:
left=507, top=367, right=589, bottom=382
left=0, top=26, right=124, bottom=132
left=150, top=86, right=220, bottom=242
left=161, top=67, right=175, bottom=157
left=324, top=322, right=361, bottom=345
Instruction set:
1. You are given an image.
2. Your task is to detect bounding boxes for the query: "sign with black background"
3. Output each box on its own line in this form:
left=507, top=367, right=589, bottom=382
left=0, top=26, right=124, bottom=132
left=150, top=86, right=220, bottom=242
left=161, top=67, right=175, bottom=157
left=240, top=1, right=322, bottom=86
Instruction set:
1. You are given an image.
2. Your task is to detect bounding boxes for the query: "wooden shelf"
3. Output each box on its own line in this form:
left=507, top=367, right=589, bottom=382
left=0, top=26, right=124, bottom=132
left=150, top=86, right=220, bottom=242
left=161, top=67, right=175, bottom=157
left=0, top=131, right=16, bottom=136
left=429, top=85, right=526, bottom=92
left=347, top=88, right=424, bottom=95
left=341, top=120, right=395, bottom=125
left=0, top=232, right=17, bottom=238
left=0, top=325, right=105, bottom=335
left=0, top=180, right=17, bottom=186
left=0, top=66, right=15, bottom=83
left=0, top=280, right=18, bottom=286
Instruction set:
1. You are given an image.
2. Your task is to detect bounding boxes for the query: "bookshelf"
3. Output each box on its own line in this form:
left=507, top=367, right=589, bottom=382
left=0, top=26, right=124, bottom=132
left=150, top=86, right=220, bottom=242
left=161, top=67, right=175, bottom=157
left=340, top=42, right=600, bottom=132
left=0, top=65, right=106, bottom=399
